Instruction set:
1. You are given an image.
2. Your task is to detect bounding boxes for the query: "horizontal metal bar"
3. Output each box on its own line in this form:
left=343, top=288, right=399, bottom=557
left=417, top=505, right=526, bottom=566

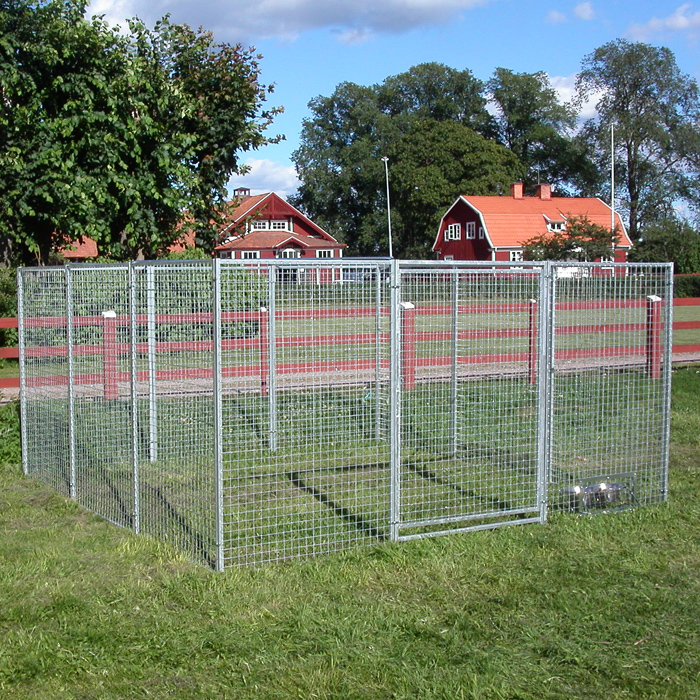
left=399, top=507, right=538, bottom=530
left=397, top=516, right=543, bottom=542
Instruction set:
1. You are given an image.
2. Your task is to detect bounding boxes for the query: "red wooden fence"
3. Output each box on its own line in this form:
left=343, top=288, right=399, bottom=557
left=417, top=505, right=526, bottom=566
left=3, top=297, right=699, bottom=394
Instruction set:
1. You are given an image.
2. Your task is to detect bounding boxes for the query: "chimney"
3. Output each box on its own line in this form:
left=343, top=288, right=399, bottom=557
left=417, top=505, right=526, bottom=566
left=511, top=182, right=524, bottom=199
left=535, top=183, right=551, bottom=200
left=233, top=187, right=251, bottom=201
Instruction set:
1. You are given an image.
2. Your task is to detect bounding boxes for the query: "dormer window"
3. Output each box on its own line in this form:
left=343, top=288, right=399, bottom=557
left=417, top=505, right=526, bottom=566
left=544, top=214, right=567, bottom=233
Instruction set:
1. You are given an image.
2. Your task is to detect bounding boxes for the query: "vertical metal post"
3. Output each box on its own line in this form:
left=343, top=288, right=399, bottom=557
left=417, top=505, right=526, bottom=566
left=146, top=266, right=157, bottom=462
left=17, top=270, right=28, bottom=476
left=129, top=263, right=140, bottom=534
left=389, top=259, right=401, bottom=541
left=267, top=265, right=277, bottom=451
left=659, top=266, right=674, bottom=501
left=212, top=259, right=224, bottom=571
left=65, top=267, right=76, bottom=499
left=375, top=266, right=382, bottom=440
left=450, top=270, right=459, bottom=456
left=536, top=263, right=555, bottom=522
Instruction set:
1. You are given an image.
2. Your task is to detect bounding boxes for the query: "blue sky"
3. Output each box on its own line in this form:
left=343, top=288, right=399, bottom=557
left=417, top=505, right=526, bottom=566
left=91, top=1, right=700, bottom=197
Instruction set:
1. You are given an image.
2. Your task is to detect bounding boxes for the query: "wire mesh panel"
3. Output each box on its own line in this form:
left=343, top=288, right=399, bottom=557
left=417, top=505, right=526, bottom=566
left=18, top=260, right=673, bottom=569
left=219, top=260, right=392, bottom=566
left=396, top=263, right=546, bottom=539
left=548, top=263, right=673, bottom=512
left=19, top=268, right=70, bottom=495
left=131, top=262, right=217, bottom=567
left=69, top=265, right=132, bottom=527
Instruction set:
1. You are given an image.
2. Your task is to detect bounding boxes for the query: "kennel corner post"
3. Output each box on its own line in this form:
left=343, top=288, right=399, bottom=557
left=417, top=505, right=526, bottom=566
left=659, top=263, right=674, bottom=503
left=388, top=259, right=401, bottom=542
left=128, top=262, right=140, bottom=534
left=17, top=269, right=28, bottom=476
left=146, top=265, right=158, bottom=463
left=65, top=266, right=76, bottom=500
left=536, top=261, right=555, bottom=524
left=212, top=258, right=225, bottom=571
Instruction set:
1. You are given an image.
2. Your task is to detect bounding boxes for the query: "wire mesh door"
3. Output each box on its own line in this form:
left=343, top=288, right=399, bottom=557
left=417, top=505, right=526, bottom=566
left=393, top=263, right=548, bottom=540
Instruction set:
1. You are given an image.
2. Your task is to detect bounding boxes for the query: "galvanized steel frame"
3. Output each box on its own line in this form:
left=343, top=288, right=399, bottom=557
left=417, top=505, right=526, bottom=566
left=18, top=259, right=673, bottom=568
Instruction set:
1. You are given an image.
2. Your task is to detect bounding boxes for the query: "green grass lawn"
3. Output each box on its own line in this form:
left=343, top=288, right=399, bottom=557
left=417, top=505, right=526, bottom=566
left=1, top=367, right=699, bottom=699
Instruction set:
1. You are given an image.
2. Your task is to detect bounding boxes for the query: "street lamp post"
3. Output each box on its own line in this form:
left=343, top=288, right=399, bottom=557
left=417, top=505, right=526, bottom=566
left=381, top=156, right=393, bottom=258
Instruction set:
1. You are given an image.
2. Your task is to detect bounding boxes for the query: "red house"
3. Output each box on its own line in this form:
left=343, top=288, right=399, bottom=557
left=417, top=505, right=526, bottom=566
left=433, top=183, right=632, bottom=264
left=214, top=189, right=345, bottom=262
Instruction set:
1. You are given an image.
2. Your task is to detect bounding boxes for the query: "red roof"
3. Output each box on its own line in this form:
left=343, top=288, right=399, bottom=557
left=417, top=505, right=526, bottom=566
left=61, top=237, right=99, bottom=260
left=215, top=231, right=344, bottom=252
left=218, top=192, right=337, bottom=242
left=434, top=190, right=632, bottom=251
left=214, top=192, right=344, bottom=252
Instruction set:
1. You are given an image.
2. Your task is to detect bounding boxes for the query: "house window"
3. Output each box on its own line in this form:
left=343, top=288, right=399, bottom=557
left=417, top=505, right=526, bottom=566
left=278, top=248, right=300, bottom=259
left=250, top=219, right=291, bottom=232
left=478, top=226, right=485, bottom=240
left=316, top=249, right=333, bottom=258
left=547, top=221, right=566, bottom=233
left=466, top=222, right=476, bottom=239
left=219, top=251, right=232, bottom=259
left=241, top=250, right=260, bottom=259
left=445, top=223, right=461, bottom=241
left=509, top=250, right=524, bottom=262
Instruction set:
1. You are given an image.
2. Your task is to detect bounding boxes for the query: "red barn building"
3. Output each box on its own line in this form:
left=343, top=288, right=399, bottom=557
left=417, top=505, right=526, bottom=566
left=214, top=189, right=345, bottom=262
left=433, top=183, right=632, bottom=264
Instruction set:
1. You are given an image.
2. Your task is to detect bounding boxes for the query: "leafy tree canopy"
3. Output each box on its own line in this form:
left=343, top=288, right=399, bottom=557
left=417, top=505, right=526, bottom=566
left=487, top=68, right=596, bottom=195
left=576, top=39, right=700, bottom=241
left=522, top=215, right=619, bottom=262
left=291, top=64, right=521, bottom=258
left=628, top=217, right=700, bottom=274
left=0, top=0, right=280, bottom=265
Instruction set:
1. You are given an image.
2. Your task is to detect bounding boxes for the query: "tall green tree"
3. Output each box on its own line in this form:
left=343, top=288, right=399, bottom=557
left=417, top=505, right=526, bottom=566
left=576, top=40, right=700, bottom=241
left=0, top=0, right=279, bottom=264
left=522, top=215, right=619, bottom=262
left=628, top=217, right=700, bottom=273
left=291, top=64, right=519, bottom=258
left=488, top=68, right=597, bottom=195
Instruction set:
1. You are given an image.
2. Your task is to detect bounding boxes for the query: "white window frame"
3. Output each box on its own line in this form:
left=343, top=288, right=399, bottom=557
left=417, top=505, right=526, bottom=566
left=465, top=222, right=476, bottom=240
left=278, top=248, right=301, bottom=259
left=241, top=250, right=260, bottom=259
left=478, top=226, right=485, bottom=240
left=316, top=249, right=333, bottom=258
left=249, top=219, right=292, bottom=232
left=509, top=250, right=524, bottom=262
left=445, top=223, right=461, bottom=241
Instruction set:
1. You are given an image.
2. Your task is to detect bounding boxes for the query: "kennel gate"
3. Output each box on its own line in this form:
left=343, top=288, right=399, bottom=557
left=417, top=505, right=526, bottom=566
left=18, top=260, right=673, bottom=569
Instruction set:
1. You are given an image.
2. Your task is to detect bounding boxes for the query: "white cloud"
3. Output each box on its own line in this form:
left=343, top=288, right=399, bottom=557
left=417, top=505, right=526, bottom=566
left=573, top=2, right=594, bottom=21
left=549, top=73, right=601, bottom=121
left=628, top=3, right=700, bottom=41
left=227, top=159, right=300, bottom=199
left=545, top=10, right=567, bottom=24
left=86, top=0, right=493, bottom=43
